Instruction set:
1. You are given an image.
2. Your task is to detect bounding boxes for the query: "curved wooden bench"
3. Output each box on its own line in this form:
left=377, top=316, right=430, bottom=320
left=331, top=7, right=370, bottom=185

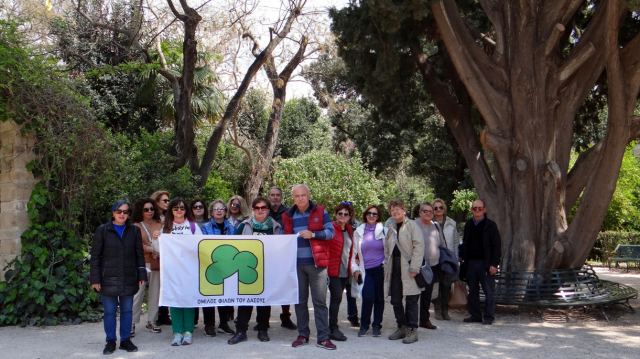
left=492, top=265, right=637, bottom=313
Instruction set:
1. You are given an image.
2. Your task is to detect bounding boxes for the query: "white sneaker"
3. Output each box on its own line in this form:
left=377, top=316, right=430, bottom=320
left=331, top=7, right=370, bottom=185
left=171, top=333, right=183, bottom=346
left=182, top=331, right=192, bottom=345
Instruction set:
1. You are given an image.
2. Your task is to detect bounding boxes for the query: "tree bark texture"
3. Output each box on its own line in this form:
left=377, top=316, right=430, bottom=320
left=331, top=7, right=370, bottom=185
left=431, top=0, right=640, bottom=271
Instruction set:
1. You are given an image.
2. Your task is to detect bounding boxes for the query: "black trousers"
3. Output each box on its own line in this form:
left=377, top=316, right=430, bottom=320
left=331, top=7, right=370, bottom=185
left=328, top=277, right=348, bottom=330
left=467, top=259, right=496, bottom=321
left=235, top=306, right=271, bottom=332
left=419, top=265, right=449, bottom=322
left=389, top=255, right=419, bottom=329
left=194, top=306, right=234, bottom=326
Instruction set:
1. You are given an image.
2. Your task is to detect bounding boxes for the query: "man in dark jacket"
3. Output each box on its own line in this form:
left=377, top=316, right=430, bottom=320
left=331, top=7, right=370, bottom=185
left=90, top=200, right=147, bottom=354
left=460, top=199, right=501, bottom=325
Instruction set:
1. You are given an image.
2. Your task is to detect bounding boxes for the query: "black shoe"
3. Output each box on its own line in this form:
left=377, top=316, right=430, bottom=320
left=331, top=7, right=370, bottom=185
left=119, top=339, right=138, bottom=352
left=257, top=329, right=270, bottom=342
left=330, top=328, right=347, bottom=341
left=205, top=324, right=217, bottom=337
left=228, top=331, right=247, bottom=345
left=103, top=341, right=116, bottom=355
left=419, top=320, right=437, bottom=330
left=357, top=327, right=368, bottom=337
left=280, top=317, right=297, bottom=330
left=463, top=317, right=483, bottom=323
left=219, top=322, right=235, bottom=334
left=349, top=317, right=360, bottom=327
left=372, top=326, right=382, bottom=337
left=482, top=318, right=494, bottom=325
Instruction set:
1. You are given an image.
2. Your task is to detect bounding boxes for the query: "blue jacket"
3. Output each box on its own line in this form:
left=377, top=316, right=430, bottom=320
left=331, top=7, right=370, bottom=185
left=201, top=219, right=236, bottom=235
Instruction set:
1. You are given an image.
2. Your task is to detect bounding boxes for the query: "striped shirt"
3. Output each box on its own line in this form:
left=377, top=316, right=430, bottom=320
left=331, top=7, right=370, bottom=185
left=292, top=206, right=334, bottom=265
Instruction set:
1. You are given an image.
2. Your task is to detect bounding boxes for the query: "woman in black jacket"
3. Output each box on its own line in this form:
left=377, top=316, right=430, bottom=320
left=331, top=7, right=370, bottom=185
left=90, top=200, right=147, bottom=355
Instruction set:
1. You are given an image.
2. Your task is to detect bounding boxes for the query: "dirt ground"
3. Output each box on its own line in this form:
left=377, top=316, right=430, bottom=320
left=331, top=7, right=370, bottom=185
left=0, top=267, right=638, bottom=359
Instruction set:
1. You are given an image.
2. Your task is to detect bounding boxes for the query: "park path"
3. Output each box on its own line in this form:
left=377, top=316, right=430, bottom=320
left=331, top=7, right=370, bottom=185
left=0, top=267, right=638, bottom=359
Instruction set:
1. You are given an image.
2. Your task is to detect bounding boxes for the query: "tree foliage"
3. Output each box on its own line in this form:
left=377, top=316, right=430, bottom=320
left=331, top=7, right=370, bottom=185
left=271, top=150, right=383, bottom=217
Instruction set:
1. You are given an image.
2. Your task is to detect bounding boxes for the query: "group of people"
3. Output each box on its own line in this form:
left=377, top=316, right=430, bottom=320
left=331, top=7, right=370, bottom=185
left=89, top=184, right=502, bottom=354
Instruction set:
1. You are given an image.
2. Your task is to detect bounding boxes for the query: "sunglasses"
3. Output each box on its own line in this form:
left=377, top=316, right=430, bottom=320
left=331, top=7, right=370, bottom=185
left=114, top=209, right=130, bottom=215
left=230, top=203, right=240, bottom=208
left=193, top=205, right=204, bottom=209
left=336, top=212, right=350, bottom=216
left=212, top=207, right=226, bottom=212
left=161, top=199, right=169, bottom=203
left=143, top=207, right=155, bottom=212
left=172, top=206, right=186, bottom=212
left=366, top=212, right=379, bottom=217
left=433, top=206, right=444, bottom=210
left=472, top=207, right=484, bottom=211
left=253, top=205, right=269, bottom=211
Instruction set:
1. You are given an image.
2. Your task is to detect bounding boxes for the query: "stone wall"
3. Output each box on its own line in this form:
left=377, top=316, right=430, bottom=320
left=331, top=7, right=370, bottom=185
left=0, top=121, right=36, bottom=279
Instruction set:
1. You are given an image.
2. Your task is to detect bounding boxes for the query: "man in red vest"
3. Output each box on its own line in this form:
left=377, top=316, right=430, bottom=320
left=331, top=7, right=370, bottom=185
left=282, top=184, right=336, bottom=350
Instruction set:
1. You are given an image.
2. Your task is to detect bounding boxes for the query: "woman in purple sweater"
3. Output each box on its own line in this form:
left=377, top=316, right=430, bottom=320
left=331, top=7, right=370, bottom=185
left=350, top=205, right=386, bottom=338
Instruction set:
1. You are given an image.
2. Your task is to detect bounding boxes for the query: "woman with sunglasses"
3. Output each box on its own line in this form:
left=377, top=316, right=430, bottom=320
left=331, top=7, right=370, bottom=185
left=162, top=198, right=202, bottom=346
left=191, top=199, right=208, bottom=226
left=131, top=198, right=163, bottom=336
left=200, top=199, right=236, bottom=336
left=227, top=195, right=249, bottom=230
left=351, top=205, right=386, bottom=337
left=90, top=200, right=147, bottom=354
left=227, top=197, right=283, bottom=345
left=325, top=202, right=356, bottom=342
left=432, top=198, right=459, bottom=320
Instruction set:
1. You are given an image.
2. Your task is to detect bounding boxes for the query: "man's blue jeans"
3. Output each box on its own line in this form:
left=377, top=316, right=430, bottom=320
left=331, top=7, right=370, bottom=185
left=101, top=294, right=133, bottom=342
left=295, top=264, right=330, bottom=341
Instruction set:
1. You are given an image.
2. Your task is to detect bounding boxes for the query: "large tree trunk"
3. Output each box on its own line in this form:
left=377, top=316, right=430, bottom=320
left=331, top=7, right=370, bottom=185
left=431, top=0, right=640, bottom=271
left=243, top=37, right=308, bottom=203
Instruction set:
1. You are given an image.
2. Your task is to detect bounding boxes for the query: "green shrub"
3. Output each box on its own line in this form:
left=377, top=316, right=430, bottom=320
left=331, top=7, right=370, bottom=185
left=271, top=150, right=383, bottom=217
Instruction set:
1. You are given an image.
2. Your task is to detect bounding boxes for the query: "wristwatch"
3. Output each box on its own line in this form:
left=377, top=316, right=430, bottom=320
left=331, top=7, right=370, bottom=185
left=311, top=232, right=315, bottom=238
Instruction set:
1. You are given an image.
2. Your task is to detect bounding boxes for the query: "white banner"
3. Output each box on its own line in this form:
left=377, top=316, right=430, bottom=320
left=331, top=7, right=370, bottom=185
left=159, top=234, right=299, bottom=307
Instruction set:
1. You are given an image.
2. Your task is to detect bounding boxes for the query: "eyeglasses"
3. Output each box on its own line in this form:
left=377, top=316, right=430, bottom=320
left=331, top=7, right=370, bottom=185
left=253, top=205, right=269, bottom=211
left=172, top=206, right=186, bottom=212
left=161, top=199, right=169, bottom=203
left=420, top=209, right=433, bottom=214
left=340, top=201, right=353, bottom=206
left=212, top=207, right=226, bottom=212
left=193, top=205, right=204, bottom=209
left=114, top=209, right=130, bottom=215
left=336, top=212, right=350, bottom=217
left=366, top=212, right=379, bottom=217
left=471, top=207, right=484, bottom=211
left=433, top=206, right=444, bottom=210
left=143, top=207, right=155, bottom=212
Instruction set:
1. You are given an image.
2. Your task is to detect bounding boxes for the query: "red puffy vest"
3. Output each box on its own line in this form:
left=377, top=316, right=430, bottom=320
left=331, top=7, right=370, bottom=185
left=282, top=203, right=330, bottom=268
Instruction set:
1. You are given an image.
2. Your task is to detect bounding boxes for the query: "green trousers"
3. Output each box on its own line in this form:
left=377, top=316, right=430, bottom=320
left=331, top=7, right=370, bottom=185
left=170, top=307, right=195, bottom=334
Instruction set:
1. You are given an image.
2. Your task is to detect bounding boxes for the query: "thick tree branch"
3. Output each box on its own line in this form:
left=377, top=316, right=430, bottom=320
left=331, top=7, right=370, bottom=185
left=564, top=0, right=628, bottom=268
left=167, top=0, right=186, bottom=21
left=412, top=48, right=497, bottom=201
left=542, top=0, right=584, bottom=35
left=431, top=0, right=508, bottom=130
left=622, top=32, right=640, bottom=112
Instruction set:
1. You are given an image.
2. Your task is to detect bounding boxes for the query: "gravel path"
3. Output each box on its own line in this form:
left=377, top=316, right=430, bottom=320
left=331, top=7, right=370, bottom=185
left=1, top=267, right=638, bottom=359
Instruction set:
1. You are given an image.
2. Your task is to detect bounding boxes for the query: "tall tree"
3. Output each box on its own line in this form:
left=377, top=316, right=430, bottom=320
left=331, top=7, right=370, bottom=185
left=332, top=0, right=640, bottom=271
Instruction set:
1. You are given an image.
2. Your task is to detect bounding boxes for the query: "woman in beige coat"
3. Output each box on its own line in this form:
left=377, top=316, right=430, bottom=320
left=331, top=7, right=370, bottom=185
left=384, top=200, right=424, bottom=344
